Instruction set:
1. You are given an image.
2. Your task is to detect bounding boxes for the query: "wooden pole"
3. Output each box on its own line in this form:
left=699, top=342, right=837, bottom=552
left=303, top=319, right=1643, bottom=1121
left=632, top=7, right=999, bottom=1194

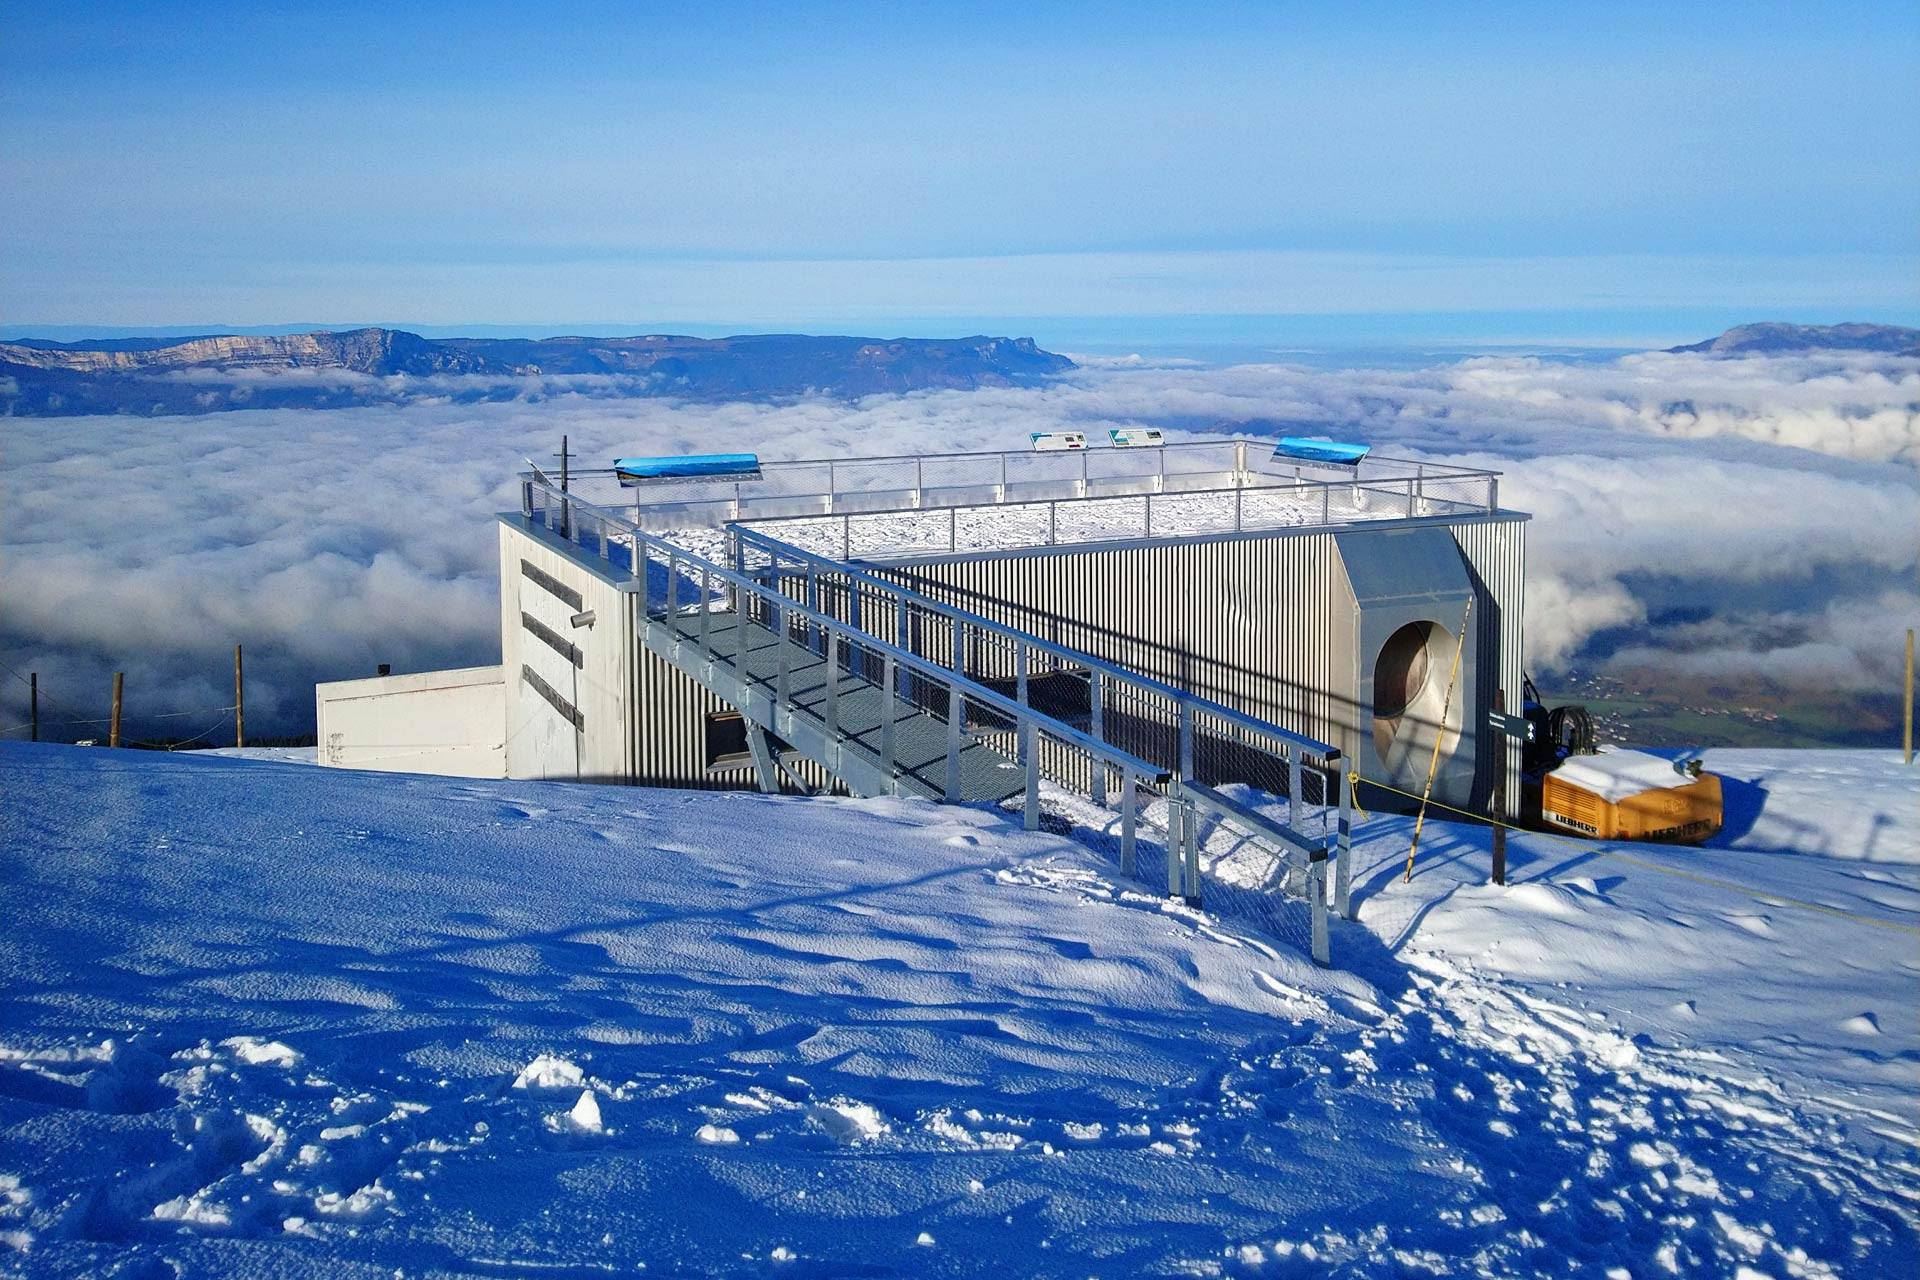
left=29, top=673, right=37, bottom=742
left=109, top=672, right=124, bottom=748
left=1491, top=687, right=1508, bottom=885
left=1405, top=596, right=1473, bottom=883
left=234, top=643, right=245, bottom=749
left=1905, top=628, right=1913, bottom=766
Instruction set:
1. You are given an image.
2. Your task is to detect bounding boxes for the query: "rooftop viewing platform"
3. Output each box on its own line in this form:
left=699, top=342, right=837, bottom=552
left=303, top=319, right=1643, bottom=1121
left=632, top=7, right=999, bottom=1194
left=533, top=437, right=1509, bottom=564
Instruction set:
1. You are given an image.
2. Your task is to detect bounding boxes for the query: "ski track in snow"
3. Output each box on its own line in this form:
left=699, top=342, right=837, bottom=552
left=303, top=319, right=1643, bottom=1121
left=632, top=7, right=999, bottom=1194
left=0, top=742, right=1914, bottom=1278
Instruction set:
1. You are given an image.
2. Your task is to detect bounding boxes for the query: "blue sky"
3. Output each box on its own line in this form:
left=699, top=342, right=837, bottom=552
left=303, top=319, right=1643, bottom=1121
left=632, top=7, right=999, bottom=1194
left=3, top=1, right=1916, bottom=343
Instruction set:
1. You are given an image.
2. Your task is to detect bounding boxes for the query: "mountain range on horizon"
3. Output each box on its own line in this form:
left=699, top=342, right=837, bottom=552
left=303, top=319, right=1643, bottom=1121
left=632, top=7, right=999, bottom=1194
left=1, top=321, right=1912, bottom=417
left=1664, top=321, right=1919, bottom=356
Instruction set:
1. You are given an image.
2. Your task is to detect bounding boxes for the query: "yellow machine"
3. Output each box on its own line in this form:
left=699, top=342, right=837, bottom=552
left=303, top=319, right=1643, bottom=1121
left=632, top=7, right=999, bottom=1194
left=1521, top=677, right=1724, bottom=845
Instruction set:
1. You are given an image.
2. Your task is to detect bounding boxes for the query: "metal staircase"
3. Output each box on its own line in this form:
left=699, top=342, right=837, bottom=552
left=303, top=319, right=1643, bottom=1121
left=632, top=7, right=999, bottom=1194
left=524, top=471, right=1355, bottom=966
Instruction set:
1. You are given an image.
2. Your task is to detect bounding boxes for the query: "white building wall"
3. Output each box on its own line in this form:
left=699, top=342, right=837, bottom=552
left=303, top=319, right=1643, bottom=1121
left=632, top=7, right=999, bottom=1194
left=316, top=665, right=506, bottom=777
left=498, top=519, right=639, bottom=782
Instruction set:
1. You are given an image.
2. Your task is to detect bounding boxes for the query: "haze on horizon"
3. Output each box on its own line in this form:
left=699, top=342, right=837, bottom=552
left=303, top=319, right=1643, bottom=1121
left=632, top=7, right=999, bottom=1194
left=3, top=0, right=1917, bottom=346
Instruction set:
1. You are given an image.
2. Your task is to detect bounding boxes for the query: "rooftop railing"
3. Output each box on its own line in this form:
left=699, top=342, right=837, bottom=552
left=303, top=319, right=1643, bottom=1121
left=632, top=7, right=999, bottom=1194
left=557, top=437, right=1500, bottom=533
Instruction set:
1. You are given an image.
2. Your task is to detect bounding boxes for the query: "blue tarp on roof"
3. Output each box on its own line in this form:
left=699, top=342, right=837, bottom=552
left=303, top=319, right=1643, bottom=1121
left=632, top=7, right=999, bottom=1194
left=1271, top=437, right=1369, bottom=467
left=614, top=453, right=762, bottom=485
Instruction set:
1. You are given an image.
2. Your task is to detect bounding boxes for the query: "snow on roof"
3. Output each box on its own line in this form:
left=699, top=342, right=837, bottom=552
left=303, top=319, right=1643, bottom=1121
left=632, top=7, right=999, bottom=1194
left=1552, top=746, right=1704, bottom=805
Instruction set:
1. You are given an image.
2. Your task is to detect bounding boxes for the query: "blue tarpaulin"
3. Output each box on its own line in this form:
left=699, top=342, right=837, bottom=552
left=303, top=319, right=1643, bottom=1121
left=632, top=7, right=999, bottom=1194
left=614, top=453, right=762, bottom=485
left=1271, top=437, right=1369, bottom=467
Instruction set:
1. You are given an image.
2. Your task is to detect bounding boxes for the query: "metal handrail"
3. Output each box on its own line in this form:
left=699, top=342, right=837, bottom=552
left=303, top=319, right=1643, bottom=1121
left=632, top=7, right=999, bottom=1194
left=732, top=524, right=1340, bottom=761
left=522, top=470, right=1351, bottom=963
left=741, top=470, right=1498, bottom=562
left=641, top=537, right=1176, bottom=790
left=522, top=474, right=1173, bottom=787
left=557, top=438, right=1498, bottom=485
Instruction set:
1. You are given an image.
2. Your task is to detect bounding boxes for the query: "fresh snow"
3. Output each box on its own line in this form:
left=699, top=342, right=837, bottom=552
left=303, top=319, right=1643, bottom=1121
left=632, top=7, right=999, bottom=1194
left=0, top=741, right=1914, bottom=1278
left=1550, top=746, right=1703, bottom=805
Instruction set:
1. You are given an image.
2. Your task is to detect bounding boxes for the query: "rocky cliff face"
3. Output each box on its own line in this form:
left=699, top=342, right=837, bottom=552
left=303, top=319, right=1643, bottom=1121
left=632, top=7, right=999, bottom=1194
left=0, top=328, right=506, bottom=376
left=1667, top=322, right=1920, bottom=356
left=0, top=329, right=1076, bottom=415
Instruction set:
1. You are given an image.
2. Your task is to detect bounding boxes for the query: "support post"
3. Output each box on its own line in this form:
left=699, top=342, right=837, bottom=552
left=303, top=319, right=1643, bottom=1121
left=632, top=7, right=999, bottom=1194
left=110, top=672, right=123, bottom=748
left=824, top=624, right=839, bottom=739
left=1089, top=674, right=1107, bottom=805
left=1288, top=750, right=1303, bottom=831
left=1015, top=642, right=1028, bottom=710
left=945, top=681, right=962, bottom=802
left=234, top=644, right=244, bottom=748
left=1183, top=800, right=1201, bottom=907
left=1309, top=852, right=1330, bottom=967
left=1165, top=787, right=1184, bottom=898
left=776, top=601, right=791, bottom=708
left=29, top=672, right=38, bottom=742
left=744, top=721, right=780, bottom=794
left=848, top=588, right=864, bottom=679
left=881, top=655, right=898, bottom=783
left=666, top=551, right=679, bottom=637
left=699, top=567, right=712, bottom=658
left=1178, top=703, right=1194, bottom=780
left=1335, top=763, right=1354, bottom=919
left=1119, top=767, right=1137, bottom=877
left=1022, top=717, right=1039, bottom=831
left=1491, top=689, right=1509, bottom=885
left=735, top=585, right=751, bottom=682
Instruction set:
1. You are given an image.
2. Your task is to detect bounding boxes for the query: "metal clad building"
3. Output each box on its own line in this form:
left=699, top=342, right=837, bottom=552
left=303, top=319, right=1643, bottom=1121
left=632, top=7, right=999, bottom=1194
left=323, top=440, right=1527, bottom=817
left=866, top=511, right=1526, bottom=810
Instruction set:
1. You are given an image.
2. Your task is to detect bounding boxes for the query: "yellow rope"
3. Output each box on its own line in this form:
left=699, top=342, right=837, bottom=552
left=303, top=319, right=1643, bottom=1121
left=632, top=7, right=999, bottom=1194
left=1405, top=597, right=1472, bottom=883
left=1351, top=773, right=1920, bottom=936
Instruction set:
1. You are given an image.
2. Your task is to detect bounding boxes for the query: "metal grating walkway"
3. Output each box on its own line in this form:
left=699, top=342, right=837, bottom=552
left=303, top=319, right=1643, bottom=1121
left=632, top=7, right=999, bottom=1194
left=646, top=608, right=1025, bottom=805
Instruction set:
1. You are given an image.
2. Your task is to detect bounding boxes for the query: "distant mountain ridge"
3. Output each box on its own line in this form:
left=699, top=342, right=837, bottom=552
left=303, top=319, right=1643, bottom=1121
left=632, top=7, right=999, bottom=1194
left=1667, top=322, right=1919, bottom=357
left=0, top=327, right=1075, bottom=415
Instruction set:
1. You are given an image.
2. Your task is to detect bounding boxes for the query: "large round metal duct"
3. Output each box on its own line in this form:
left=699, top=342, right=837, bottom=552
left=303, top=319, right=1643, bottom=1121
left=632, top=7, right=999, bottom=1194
left=1372, top=620, right=1463, bottom=786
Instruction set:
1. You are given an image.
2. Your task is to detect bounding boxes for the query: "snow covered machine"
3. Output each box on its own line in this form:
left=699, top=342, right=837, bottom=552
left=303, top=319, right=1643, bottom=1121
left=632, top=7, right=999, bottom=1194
left=1520, top=677, right=1723, bottom=844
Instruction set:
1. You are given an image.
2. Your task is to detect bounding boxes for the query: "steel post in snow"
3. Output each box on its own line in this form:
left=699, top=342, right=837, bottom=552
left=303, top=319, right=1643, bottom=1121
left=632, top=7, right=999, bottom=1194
left=1335, top=766, right=1354, bottom=919
left=1089, top=674, right=1106, bottom=804
left=1183, top=800, right=1201, bottom=907
left=945, top=682, right=962, bottom=802
left=1022, top=717, right=1039, bottom=830
left=1119, top=768, right=1137, bottom=877
left=881, top=654, right=898, bottom=784
left=1310, top=854, right=1330, bottom=966
left=1165, top=789, right=1183, bottom=898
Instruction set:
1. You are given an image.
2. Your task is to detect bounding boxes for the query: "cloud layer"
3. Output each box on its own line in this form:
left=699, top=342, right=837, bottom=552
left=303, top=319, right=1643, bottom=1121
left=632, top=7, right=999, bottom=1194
left=2, top=350, right=1914, bottom=739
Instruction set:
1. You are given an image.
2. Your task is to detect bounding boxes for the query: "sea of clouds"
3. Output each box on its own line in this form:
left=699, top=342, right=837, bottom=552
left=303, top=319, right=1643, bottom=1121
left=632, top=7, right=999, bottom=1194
left=2, top=349, right=1914, bottom=738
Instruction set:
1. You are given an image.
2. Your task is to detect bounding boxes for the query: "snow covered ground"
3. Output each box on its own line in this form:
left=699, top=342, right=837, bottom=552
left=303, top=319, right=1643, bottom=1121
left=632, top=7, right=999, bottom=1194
left=0, top=742, right=1913, bottom=1278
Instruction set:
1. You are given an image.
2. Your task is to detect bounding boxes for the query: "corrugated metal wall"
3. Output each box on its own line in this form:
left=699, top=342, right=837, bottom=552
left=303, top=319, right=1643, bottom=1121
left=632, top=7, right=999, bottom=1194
left=868, top=513, right=1527, bottom=807
left=1441, top=516, right=1529, bottom=806
left=628, top=596, right=838, bottom=795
